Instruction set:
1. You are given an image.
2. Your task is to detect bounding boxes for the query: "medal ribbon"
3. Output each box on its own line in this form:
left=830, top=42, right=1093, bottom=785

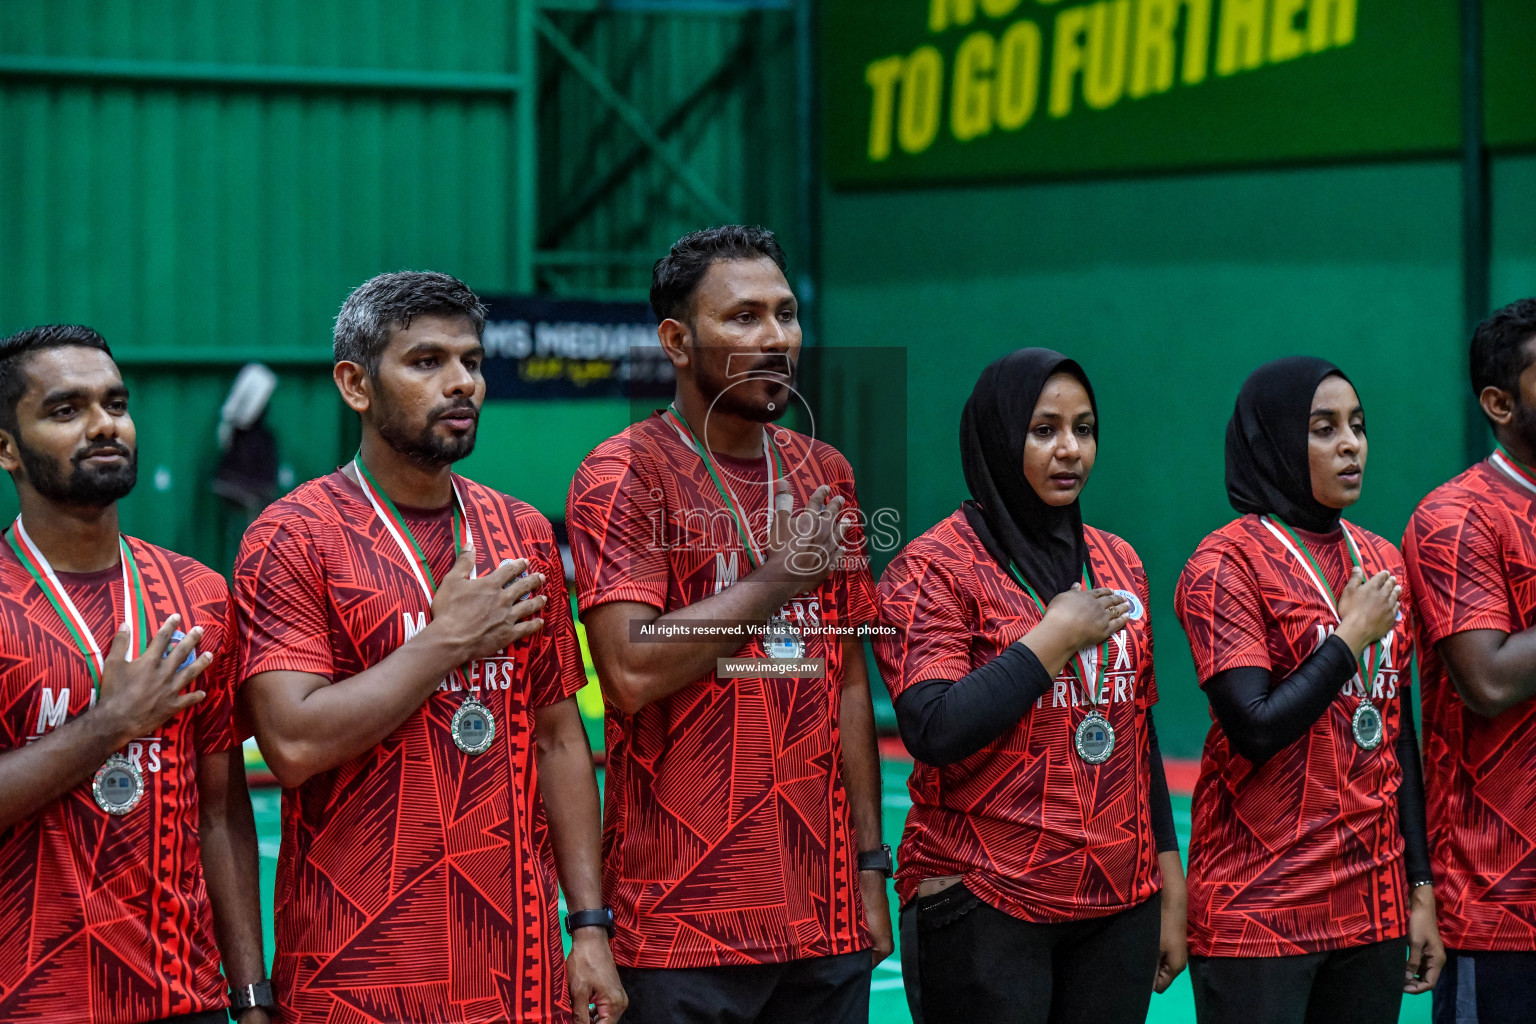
left=1004, top=564, right=1109, bottom=707
left=352, top=454, right=480, bottom=691
left=352, top=453, right=475, bottom=603
left=1490, top=445, right=1536, bottom=497
left=6, top=515, right=148, bottom=697
left=1261, top=515, right=1383, bottom=695
left=662, top=405, right=785, bottom=571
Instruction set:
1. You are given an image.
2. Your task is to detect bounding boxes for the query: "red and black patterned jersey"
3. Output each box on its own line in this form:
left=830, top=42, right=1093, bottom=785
left=0, top=536, right=237, bottom=1024
left=566, top=412, right=878, bottom=968
left=873, top=510, right=1162, bottom=922
left=233, top=471, right=585, bottom=1024
left=1403, top=458, right=1536, bottom=951
left=1175, top=514, right=1412, bottom=957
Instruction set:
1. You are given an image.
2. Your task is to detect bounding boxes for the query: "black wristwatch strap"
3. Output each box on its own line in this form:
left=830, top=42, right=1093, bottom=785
left=565, top=906, right=616, bottom=939
left=858, top=843, right=893, bottom=878
left=228, top=978, right=275, bottom=1015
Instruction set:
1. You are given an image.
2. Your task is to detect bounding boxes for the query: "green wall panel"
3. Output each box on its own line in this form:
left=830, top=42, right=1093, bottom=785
left=458, top=398, right=638, bottom=522
left=536, top=8, right=802, bottom=298
left=0, top=0, right=513, bottom=72
left=0, top=0, right=529, bottom=572
left=820, top=160, right=1465, bottom=757
left=0, top=368, right=351, bottom=574
left=1485, top=0, right=1536, bottom=149
left=1492, top=155, right=1536, bottom=308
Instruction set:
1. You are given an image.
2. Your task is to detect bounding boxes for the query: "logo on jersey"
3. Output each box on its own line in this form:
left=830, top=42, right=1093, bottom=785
left=1114, top=589, right=1144, bottom=621
left=713, top=552, right=740, bottom=594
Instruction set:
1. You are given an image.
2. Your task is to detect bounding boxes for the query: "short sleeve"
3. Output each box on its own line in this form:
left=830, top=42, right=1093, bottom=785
left=233, top=515, right=335, bottom=682
left=524, top=521, right=586, bottom=709
left=190, top=580, right=239, bottom=753
left=567, top=438, right=669, bottom=615
left=1403, top=499, right=1517, bottom=647
left=872, top=548, right=973, bottom=702
left=1175, top=536, right=1272, bottom=683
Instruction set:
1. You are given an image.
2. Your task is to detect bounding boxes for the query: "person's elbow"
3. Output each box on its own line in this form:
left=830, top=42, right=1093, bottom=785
left=1228, top=734, right=1278, bottom=767
left=905, top=736, right=965, bottom=767
left=1217, top=717, right=1281, bottom=767
left=600, top=667, right=657, bottom=716
left=255, top=732, right=326, bottom=789
left=895, top=714, right=964, bottom=768
left=1454, top=676, right=1518, bottom=719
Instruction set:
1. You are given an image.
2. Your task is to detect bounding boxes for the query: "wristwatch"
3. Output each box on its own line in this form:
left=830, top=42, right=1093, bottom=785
left=565, top=906, right=617, bottom=939
left=858, top=843, right=894, bottom=878
left=228, top=979, right=276, bottom=1018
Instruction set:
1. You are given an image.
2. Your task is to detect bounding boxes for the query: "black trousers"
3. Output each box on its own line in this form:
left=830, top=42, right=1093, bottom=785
left=901, top=883, right=1161, bottom=1024
left=1189, top=939, right=1404, bottom=1024
left=617, top=950, right=871, bottom=1024
left=1432, top=949, right=1536, bottom=1024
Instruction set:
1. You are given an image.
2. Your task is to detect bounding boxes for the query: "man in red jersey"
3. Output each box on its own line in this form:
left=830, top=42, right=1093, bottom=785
left=0, top=325, right=268, bottom=1024
left=234, top=273, right=625, bottom=1024
left=1403, top=297, right=1536, bottom=1024
left=567, top=226, right=892, bottom=1023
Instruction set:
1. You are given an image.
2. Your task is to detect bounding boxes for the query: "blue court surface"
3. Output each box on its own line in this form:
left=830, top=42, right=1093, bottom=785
left=250, top=758, right=1433, bottom=1024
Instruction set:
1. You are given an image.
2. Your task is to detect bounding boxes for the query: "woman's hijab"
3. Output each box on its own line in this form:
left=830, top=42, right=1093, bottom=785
left=960, top=348, right=1096, bottom=601
left=1225, top=355, right=1351, bottom=533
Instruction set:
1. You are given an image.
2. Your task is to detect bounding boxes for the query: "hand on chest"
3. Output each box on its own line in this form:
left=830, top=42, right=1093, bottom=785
left=1029, top=623, right=1144, bottom=712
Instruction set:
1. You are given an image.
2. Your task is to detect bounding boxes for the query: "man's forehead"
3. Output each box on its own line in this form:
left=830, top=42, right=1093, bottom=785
left=385, top=313, right=482, bottom=350
left=696, top=257, right=792, bottom=305
left=20, top=346, right=123, bottom=398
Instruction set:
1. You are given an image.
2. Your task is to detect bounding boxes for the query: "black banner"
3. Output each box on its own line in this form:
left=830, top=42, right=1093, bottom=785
left=480, top=296, right=672, bottom=400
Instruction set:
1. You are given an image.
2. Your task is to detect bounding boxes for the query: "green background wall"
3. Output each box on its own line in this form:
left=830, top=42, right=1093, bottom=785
left=820, top=155, right=1533, bottom=756
left=0, top=0, right=799, bottom=571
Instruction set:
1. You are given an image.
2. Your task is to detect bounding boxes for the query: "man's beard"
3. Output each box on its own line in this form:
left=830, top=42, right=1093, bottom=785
left=374, top=391, right=479, bottom=468
left=693, top=346, right=794, bottom=424
left=19, top=438, right=137, bottom=506
left=1514, top=398, right=1536, bottom=456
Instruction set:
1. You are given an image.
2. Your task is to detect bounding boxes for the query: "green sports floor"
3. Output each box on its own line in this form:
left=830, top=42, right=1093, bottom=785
left=248, top=756, right=1434, bottom=1024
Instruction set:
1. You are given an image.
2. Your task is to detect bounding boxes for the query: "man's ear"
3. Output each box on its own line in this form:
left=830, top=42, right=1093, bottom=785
left=1480, top=385, right=1516, bottom=429
left=334, top=361, right=372, bottom=414
left=657, top=319, right=691, bottom=370
left=0, top=427, right=21, bottom=475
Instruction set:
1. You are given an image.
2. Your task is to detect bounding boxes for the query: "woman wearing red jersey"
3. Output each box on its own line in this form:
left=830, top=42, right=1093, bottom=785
left=875, top=349, right=1186, bottom=1024
left=1175, top=356, right=1444, bottom=1024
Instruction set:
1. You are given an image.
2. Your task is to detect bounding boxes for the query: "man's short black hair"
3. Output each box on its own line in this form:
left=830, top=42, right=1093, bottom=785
left=1471, top=298, right=1536, bottom=404
left=650, top=225, right=789, bottom=325
left=0, top=325, right=113, bottom=435
left=334, top=271, right=487, bottom=376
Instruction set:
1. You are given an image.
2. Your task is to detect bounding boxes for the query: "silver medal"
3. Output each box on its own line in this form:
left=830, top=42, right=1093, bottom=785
left=1075, top=710, right=1116, bottom=765
left=1352, top=702, right=1383, bottom=750
left=92, top=753, right=145, bottom=815
left=451, top=694, right=496, bottom=755
left=764, top=615, right=805, bottom=660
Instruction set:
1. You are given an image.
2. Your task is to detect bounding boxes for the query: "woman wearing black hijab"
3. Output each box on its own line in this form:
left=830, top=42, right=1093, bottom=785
left=1174, top=357, right=1444, bottom=1024
left=874, top=349, right=1186, bottom=1024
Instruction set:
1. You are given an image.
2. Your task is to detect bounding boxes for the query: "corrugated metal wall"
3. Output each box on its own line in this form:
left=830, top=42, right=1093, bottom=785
left=535, top=6, right=801, bottom=299
left=0, top=1, right=801, bottom=571
left=456, top=5, right=806, bottom=527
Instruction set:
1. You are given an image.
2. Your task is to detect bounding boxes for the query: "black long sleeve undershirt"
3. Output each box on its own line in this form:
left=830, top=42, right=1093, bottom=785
left=1145, top=712, right=1179, bottom=854
left=892, top=646, right=1180, bottom=854
left=1204, top=636, right=1432, bottom=883
left=894, top=644, right=1054, bottom=767
left=1396, top=682, right=1434, bottom=885
left=1203, top=634, right=1358, bottom=766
